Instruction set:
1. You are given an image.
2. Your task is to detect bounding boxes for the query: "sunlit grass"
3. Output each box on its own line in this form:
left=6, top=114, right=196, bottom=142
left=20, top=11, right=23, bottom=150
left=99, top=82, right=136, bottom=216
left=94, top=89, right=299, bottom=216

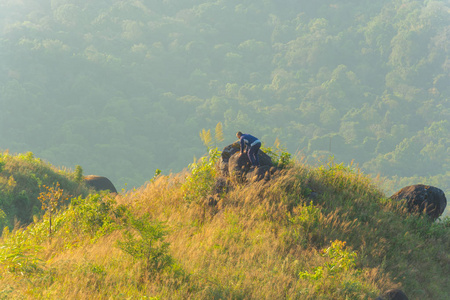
left=0, top=156, right=448, bottom=299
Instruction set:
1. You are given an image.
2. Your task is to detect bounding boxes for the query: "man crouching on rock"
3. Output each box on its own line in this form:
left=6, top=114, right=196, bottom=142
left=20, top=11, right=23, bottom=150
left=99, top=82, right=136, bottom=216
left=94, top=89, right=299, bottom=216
left=236, top=131, right=261, bottom=167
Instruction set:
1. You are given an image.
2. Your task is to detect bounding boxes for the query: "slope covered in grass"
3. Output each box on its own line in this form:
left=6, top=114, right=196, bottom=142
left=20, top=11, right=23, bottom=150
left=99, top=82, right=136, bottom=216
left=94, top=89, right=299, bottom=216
left=0, top=153, right=448, bottom=299
left=0, top=151, right=91, bottom=230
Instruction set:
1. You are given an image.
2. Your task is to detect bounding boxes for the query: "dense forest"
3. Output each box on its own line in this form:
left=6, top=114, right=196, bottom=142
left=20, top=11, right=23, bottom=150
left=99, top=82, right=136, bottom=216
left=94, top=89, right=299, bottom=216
left=1, top=0, right=449, bottom=200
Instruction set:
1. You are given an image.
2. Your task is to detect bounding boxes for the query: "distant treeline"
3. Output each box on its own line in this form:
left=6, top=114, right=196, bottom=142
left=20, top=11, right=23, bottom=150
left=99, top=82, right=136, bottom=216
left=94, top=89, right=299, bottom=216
left=0, top=0, right=449, bottom=194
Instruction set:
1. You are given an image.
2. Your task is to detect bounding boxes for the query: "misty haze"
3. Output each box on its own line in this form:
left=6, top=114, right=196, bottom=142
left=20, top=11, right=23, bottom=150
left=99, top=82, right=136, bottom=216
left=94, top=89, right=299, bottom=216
left=1, top=0, right=449, bottom=196
left=0, top=1, right=449, bottom=299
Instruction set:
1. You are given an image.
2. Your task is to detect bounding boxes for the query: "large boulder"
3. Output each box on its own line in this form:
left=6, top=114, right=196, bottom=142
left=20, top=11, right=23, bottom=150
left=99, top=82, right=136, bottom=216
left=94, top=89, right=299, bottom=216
left=390, top=184, right=446, bottom=221
left=245, top=165, right=276, bottom=182
left=376, top=289, right=409, bottom=300
left=227, top=150, right=251, bottom=178
left=84, top=175, right=118, bottom=193
left=220, top=141, right=241, bottom=162
left=218, top=141, right=241, bottom=176
left=220, top=141, right=274, bottom=182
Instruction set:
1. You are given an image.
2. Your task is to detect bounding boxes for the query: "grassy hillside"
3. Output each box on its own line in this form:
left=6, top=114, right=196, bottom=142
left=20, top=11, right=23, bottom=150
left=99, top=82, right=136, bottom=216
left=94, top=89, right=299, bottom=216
left=0, top=151, right=91, bottom=230
left=0, top=152, right=448, bottom=299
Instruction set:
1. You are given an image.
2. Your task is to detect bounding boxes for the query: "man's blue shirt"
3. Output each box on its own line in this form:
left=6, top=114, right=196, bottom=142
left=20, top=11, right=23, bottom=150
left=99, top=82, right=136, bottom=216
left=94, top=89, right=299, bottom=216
left=240, top=134, right=260, bottom=153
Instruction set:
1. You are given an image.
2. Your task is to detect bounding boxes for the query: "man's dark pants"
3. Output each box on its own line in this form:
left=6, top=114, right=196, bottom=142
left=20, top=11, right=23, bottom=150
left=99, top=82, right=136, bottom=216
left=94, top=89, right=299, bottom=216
left=248, top=142, right=261, bottom=166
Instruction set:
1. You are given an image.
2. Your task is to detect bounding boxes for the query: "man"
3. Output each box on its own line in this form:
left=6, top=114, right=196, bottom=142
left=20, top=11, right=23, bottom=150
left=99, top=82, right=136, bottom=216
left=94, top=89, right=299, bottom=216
left=236, top=131, right=261, bottom=167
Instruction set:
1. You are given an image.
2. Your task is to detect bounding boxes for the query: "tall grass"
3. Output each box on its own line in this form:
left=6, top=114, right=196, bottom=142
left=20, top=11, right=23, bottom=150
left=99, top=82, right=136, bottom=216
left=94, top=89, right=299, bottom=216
left=0, top=155, right=448, bottom=299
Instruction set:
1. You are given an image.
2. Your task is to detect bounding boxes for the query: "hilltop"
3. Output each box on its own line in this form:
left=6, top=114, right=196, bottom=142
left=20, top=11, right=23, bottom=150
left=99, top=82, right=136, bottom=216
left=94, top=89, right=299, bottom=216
left=0, top=151, right=93, bottom=230
left=0, top=151, right=448, bottom=299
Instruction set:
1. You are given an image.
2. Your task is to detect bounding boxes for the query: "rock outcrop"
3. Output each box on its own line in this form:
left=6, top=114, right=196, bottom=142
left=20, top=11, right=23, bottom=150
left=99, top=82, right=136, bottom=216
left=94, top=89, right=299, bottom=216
left=218, top=141, right=276, bottom=182
left=84, top=175, right=118, bottom=193
left=376, top=289, right=409, bottom=300
left=390, top=184, right=447, bottom=221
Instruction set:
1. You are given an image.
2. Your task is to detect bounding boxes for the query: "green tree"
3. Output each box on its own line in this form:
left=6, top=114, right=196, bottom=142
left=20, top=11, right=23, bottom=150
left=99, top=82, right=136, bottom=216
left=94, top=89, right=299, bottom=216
left=38, top=183, right=70, bottom=238
left=117, top=213, right=173, bottom=275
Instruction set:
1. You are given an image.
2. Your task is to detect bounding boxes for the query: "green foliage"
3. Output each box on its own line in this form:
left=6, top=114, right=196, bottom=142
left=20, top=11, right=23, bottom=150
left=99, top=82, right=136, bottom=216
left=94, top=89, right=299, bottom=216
left=71, top=193, right=126, bottom=239
left=316, top=156, right=372, bottom=193
left=74, top=165, right=83, bottom=183
left=38, top=182, right=71, bottom=237
left=318, top=156, right=354, bottom=176
left=0, top=227, right=43, bottom=275
left=0, top=210, right=7, bottom=232
left=117, top=213, right=173, bottom=274
left=182, top=148, right=220, bottom=204
left=284, top=201, right=322, bottom=248
left=298, top=240, right=376, bottom=298
left=321, top=240, right=357, bottom=275
left=20, top=152, right=37, bottom=163
left=151, top=169, right=162, bottom=183
left=262, top=138, right=293, bottom=169
left=0, top=152, right=90, bottom=230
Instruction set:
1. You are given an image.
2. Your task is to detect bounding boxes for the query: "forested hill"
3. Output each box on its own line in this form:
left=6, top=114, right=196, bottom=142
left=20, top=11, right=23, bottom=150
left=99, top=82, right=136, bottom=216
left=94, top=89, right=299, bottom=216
left=1, top=0, right=449, bottom=194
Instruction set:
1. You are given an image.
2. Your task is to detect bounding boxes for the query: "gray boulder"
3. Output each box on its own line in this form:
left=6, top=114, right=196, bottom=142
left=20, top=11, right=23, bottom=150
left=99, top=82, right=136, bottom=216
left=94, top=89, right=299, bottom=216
left=220, top=141, right=241, bottom=162
left=220, top=141, right=274, bottom=182
left=245, top=165, right=277, bottom=182
left=228, top=151, right=251, bottom=178
left=390, top=184, right=446, bottom=221
left=376, top=289, right=408, bottom=300
left=219, top=141, right=241, bottom=177
left=84, top=175, right=118, bottom=193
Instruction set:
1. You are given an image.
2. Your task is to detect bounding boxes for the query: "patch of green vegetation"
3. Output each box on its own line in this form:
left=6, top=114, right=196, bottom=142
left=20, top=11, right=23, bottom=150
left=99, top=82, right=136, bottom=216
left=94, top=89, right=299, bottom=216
left=262, top=138, right=294, bottom=169
left=0, top=151, right=90, bottom=231
left=117, top=213, right=174, bottom=275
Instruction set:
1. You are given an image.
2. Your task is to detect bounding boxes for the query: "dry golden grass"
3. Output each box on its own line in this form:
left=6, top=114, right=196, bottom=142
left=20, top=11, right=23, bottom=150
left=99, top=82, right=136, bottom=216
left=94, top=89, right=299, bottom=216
left=0, top=160, right=448, bottom=299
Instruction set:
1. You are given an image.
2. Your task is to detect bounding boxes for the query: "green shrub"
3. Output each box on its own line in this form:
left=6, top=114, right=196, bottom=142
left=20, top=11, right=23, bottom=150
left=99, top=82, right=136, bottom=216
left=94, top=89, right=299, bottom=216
left=181, top=148, right=220, bottom=204
left=299, top=240, right=377, bottom=298
left=261, top=140, right=293, bottom=169
left=74, top=165, right=83, bottom=183
left=283, top=201, right=323, bottom=248
left=0, top=227, right=43, bottom=275
left=71, top=193, right=126, bottom=239
left=0, top=209, right=6, bottom=232
left=117, top=213, right=173, bottom=275
left=38, top=182, right=70, bottom=238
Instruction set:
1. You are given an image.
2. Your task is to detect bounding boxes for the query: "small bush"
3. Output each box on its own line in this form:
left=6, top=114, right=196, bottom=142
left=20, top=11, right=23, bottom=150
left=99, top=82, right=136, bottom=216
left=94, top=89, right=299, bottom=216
left=38, top=182, right=71, bottom=238
left=117, top=213, right=173, bottom=275
left=262, top=139, right=293, bottom=169
left=283, top=201, right=323, bottom=248
left=299, top=240, right=378, bottom=298
left=181, top=148, right=220, bottom=204
left=74, top=165, right=83, bottom=183
left=71, top=193, right=126, bottom=238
